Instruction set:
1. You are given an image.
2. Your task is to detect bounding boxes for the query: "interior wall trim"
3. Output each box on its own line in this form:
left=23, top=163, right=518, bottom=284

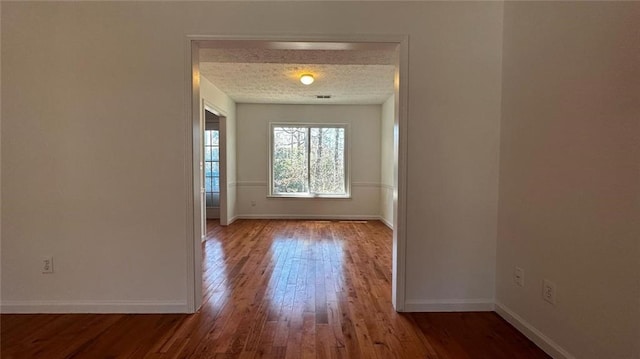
left=0, top=300, right=188, bottom=314
left=495, top=302, right=576, bottom=359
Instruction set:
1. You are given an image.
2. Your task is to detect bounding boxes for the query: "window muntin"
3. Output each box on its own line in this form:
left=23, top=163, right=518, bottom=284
left=270, top=124, right=349, bottom=198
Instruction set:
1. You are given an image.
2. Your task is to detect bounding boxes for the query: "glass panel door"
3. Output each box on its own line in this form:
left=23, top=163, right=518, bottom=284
left=204, top=128, right=220, bottom=209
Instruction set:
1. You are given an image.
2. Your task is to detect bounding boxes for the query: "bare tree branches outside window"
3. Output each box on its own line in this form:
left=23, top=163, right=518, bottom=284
left=271, top=125, right=347, bottom=196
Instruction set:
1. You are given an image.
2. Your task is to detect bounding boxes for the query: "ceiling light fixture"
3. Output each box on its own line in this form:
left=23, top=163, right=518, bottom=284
left=300, top=74, right=314, bottom=85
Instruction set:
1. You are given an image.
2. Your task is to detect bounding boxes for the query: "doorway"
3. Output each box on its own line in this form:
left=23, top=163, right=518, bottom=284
left=204, top=109, right=221, bottom=220
left=186, top=36, right=408, bottom=313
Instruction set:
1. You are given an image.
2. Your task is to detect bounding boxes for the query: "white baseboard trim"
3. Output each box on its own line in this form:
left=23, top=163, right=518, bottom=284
left=235, top=214, right=382, bottom=221
left=0, top=300, right=189, bottom=314
left=379, top=216, right=393, bottom=229
left=495, top=302, right=575, bottom=359
left=226, top=215, right=239, bottom=225
left=404, top=299, right=495, bottom=312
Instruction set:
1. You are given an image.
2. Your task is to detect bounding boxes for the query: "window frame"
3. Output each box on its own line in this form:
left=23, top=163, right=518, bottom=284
left=204, top=122, right=220, bottom=209
left=268, top=122, right=351, bottom=199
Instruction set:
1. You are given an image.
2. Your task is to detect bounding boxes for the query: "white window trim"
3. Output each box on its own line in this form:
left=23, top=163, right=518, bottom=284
left=268, top=122, right=351, bottom=199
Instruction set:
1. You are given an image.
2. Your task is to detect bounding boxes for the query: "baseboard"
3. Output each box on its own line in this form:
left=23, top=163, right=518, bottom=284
left=235, top=214, right=382, bottom=221
left=379, top=216, right=393, bottom=229
left=495, top=302, right=575, bottom=359
left=226, top=215, right=239, bottom=225
left=0, top=300, right=188, bottom=314
left=404, top=299, right=495, bottom=312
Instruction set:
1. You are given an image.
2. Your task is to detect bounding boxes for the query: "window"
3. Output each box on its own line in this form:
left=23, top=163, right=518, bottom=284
left=269, top=123, right=349, bottom=198
left=204, top=125, right=220, bottom=208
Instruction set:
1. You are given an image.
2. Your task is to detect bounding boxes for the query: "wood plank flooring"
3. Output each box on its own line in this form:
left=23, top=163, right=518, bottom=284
left=1, top=219, right=550, bottom=358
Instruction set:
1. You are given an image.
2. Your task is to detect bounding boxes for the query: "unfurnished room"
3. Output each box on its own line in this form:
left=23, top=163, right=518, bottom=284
left=1, top=2, right=639, bottom=359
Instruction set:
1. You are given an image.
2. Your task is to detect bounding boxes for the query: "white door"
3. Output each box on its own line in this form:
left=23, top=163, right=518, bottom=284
left=204, top=115, right=221, bottom=219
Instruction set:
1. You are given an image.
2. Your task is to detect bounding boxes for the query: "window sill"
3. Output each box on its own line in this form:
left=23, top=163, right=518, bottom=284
left=267, top=193, right=351, bottom=199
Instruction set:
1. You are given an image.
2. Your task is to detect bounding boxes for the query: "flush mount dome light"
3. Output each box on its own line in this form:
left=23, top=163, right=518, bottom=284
left=300, top=74, right=314, bottom=85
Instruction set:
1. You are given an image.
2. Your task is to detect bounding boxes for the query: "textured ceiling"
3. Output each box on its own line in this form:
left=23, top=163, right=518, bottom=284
left=199, top=48, right=396, bottom=105
left=199, top=48, right=396, bottom=65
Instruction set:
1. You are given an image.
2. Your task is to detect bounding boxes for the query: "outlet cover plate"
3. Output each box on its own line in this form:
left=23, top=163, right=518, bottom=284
left=543, top=279, right=556, bottom=305
left=42, top=256, right=54, bottom=273
left=514, top=267, right=524, bottom=287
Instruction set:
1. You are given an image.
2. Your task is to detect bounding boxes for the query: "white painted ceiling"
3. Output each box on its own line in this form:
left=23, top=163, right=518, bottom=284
left=199, top=47, right=396, bottom=105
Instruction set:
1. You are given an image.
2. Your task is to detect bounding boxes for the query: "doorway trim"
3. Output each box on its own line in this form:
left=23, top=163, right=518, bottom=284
left=185, top=35, right=409, bottom=313
left=203, top=101, right=228, bottom=224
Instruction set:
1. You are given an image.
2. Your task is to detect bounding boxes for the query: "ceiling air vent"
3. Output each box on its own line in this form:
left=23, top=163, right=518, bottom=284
left=316, top=95, right=332, bottom=99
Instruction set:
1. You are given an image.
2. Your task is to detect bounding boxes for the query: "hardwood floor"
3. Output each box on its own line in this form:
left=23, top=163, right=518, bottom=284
left=1, top=219, right=550, bottom=358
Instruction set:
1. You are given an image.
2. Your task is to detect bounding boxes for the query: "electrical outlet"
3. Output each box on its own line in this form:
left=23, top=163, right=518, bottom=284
left=542, top=279, right=556, bottom=305
left=42, top=256, right=54, bottom=273
left=251, top=200, right=256, bottom=207
left=514, top=267, right=524, bottom=287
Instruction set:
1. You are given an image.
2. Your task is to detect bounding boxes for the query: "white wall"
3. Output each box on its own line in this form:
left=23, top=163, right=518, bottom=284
left=497, top=2, right=640, bottom=358
left=401, top=4, right=502, bottom=309
left=380, top=96, right=394, bottom=228
left=1, top=1, right=503, bottom=313
left=200, top=76, right=237, bottom=225
left=0, top=2, right=3, bottom=301
left=235, top=104, right=381, bottom=219
left=1, top=3, right=189, bottom=312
